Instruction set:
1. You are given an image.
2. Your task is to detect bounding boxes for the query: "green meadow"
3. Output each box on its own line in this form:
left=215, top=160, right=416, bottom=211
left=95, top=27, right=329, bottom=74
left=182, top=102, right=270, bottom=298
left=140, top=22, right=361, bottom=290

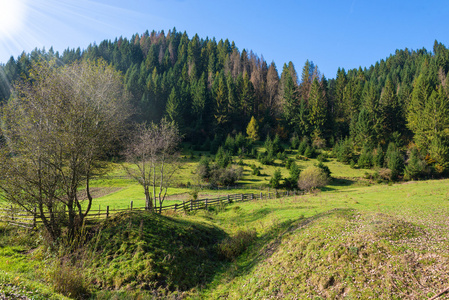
left=0, top=153, right=448, bottom=299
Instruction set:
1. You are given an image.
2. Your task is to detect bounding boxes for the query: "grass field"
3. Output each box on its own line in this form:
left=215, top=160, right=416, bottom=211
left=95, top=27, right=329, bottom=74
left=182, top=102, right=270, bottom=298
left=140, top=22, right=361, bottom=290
left=1, top=149, right=447, bottom=299
left=85, top=149, right=374, bottom=210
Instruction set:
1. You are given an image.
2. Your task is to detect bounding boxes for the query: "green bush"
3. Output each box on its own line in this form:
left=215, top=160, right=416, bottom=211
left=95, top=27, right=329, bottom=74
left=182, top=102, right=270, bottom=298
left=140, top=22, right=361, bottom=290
left=358, top=148, right=373, bottom=169
left=215, top=146, right=232, bottom=168
left=336, top=137, right=354, bottom=163
left=303, top=145, right=315, bottom=158
left=404, top=148, right=429, bottom=180
left=290, top=134, right=300, bottom=149
left=298, top=166, right=329, bottom=191
left=315, top=162, right=331, bottom=178
left=48, top=262, right=90, bottom=299
left=269, top=168, right=283, bottom=189
left=386, top=142, right=404, bottom=181
left=209, top=166, right=243, bottom=186
left=217, top=229, right=257, bottom=261
left=285, top=162, right=301, bottom=190
left=297, top=139, right=308, bottom=155
left=317, top=153, right=328, bottom=162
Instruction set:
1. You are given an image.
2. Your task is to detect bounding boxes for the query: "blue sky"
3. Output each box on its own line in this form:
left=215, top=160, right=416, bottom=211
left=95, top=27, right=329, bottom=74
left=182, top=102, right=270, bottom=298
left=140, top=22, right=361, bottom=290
left=0, top=0, right=448, bottom=78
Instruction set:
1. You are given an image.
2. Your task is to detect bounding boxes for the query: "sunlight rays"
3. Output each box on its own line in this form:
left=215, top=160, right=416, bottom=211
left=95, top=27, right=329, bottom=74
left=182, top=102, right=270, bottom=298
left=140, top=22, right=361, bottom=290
left=0, top=0, right=28, bottom=39
left=0, top=0, right=155, bottom=64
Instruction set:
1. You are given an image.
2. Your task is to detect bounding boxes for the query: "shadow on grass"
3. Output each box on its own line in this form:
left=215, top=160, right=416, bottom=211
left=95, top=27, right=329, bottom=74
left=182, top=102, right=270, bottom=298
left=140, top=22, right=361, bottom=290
left=320, top=178, right=356, bottom=192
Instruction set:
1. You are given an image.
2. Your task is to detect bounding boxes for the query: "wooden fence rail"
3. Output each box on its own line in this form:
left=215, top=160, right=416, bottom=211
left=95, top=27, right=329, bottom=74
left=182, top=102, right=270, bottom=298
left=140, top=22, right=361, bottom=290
left=0, top=190, right=303, bottom=229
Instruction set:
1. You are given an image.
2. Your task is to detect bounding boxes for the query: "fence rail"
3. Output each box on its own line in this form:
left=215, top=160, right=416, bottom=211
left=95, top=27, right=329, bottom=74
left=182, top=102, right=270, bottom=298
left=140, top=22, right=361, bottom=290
left=0, top=190, right=304, bottom=229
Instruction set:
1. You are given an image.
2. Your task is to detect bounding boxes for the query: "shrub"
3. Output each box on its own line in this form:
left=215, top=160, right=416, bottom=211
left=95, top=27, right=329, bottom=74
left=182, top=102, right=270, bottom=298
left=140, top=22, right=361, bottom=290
left=48, top=263, right=90, bottom=299
left=404, top=148, right=429, bottom=180
left=298, top=166, right=329, bottom=191
left=373, top=146, right=384, bottom=167
left=269, top=168, right=283, bottom=189
left=276, top=151, right=286, bottom=160
left=297, top=139, right=308, bottom=155
left=336, top=137, right=354, bottom=163
left=312, top=133, right=326, bottom=149
left=378, top=168, right=392, bottom=181
left=386, top=142, right=404, bottom=181
left=303, top=145, right=315, bottom=158
left=224, top=135, right=236, bottom=154
left=257, top=151, right=274, bottom=165
left=209, top=166, right=243, bottom=186
left=317, top=153, right=328, bottom=162
left=358, top=148, right=373, bottom=169
left=285, top=158, right=295, bottom=169
left=250, top=164, right=261, bottom=176
left=285, top=162, right=301, bottom=190
left=217, top=229, right=257, bottom=261
left=197, top=157, right=211, bottom=180
left=290, top=134, right=300, bottom=149
left=315, top=162, right=331, bottom=178
left=215, top=146, right=232, bottom=168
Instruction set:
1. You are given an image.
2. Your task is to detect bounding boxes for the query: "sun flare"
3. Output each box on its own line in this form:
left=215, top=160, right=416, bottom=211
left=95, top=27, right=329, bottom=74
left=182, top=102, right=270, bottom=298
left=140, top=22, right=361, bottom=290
left=0, top=0, right=27, bottom=38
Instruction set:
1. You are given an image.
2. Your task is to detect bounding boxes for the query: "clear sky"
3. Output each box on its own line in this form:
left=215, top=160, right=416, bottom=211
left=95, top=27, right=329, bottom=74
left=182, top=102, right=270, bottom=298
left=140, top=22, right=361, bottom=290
left=0, top=0, right=448, bottom=78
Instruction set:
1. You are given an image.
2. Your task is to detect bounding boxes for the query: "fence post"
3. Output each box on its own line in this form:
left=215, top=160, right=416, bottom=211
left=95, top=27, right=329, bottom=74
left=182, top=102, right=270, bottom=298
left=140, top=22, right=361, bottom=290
left=106, top=206, right=109, bottom=219
left=260, top=192, right=262, bottom=200
left=251, top=193, right=254, bottom=200
left=190, top=200, right=193, bottom=211
left=99, top=205, right=101, bottom=218
left=11, top=205, right=14, bottom=221
left=227, top=195, right=231, bottom=203
left=33, top=207, right=36, bottom=228
left=174, top=204, right=178, bottom=212
left=130, top=201, right=133, bottom=211
left=241, top=194, right=244, bottom=202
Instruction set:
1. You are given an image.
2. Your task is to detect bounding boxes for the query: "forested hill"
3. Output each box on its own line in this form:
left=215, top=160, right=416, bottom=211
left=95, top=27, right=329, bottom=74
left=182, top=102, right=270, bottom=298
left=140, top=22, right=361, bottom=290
left=1, top=29, right=449, bottom=174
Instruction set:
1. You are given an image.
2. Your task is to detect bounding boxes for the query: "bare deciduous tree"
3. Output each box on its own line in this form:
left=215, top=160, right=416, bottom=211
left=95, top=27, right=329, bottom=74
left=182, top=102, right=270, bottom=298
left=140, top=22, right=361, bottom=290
left=124, top=119, right=181, bottom=212
left=0, top=59, right=130, bottom=242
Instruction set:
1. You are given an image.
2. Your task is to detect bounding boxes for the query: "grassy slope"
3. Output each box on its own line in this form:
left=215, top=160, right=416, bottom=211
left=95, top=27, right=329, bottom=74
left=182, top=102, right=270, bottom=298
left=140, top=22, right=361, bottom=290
left=82, top=211, right=226, bottom=292
left=199, top=179, right=449, bottom=299
left=1, top=151, right=447, bottom=299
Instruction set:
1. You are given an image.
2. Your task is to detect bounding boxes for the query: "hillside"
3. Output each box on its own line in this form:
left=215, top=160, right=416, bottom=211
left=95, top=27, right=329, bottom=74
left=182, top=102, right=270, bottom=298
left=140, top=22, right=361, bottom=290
left=1, top=30, right=449, bottom=179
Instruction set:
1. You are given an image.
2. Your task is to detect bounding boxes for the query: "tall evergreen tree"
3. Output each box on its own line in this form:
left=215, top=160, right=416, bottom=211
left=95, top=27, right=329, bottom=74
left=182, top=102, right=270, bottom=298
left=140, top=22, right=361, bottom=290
left=308, top=78, right=327, bottom=136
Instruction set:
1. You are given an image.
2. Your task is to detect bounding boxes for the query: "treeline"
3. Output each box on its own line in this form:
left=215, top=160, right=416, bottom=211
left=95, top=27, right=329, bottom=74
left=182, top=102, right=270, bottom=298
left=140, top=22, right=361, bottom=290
left=1, top=29, right=449, bottom=178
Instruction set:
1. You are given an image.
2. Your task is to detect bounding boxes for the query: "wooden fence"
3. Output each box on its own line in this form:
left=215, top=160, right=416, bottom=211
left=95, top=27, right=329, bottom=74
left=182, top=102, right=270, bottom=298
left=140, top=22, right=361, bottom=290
left=0, top=190, right=303, bottom=229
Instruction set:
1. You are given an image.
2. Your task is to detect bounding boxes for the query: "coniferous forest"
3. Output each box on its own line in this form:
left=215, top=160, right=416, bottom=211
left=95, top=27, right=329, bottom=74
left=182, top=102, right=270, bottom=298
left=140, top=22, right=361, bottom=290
left=1, top=28, right=449, bottom=180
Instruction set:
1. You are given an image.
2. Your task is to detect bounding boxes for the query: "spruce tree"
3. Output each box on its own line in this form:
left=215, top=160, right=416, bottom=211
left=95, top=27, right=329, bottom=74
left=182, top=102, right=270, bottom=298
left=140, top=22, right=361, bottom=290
left=246, top=116, right=259, bottom=142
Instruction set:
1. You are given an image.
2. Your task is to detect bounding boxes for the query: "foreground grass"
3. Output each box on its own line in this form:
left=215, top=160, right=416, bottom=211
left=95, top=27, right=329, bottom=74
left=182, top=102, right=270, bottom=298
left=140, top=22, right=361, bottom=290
left=1, top=178, right=448, bottom=299
left=198, top=179, right=449, bottom=299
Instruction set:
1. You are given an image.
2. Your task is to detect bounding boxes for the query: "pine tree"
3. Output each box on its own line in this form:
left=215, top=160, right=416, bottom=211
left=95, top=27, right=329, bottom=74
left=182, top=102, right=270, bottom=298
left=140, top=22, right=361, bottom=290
left=265, top=62, right=280, bottom=116
left=308, top=78, right=327, bottom=135
left=246, top=116, right=259, bottom=142
left=380, top=78, right=402, bottom=139
left=213, top=72, right=229, bottom=130
left=280, top=64, right=299, bottom=128
left=191, top=74, right=208, bottom=123
left=166, top=87, right=182, bottom=126
left=240, top=72, right=255, bottom=121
